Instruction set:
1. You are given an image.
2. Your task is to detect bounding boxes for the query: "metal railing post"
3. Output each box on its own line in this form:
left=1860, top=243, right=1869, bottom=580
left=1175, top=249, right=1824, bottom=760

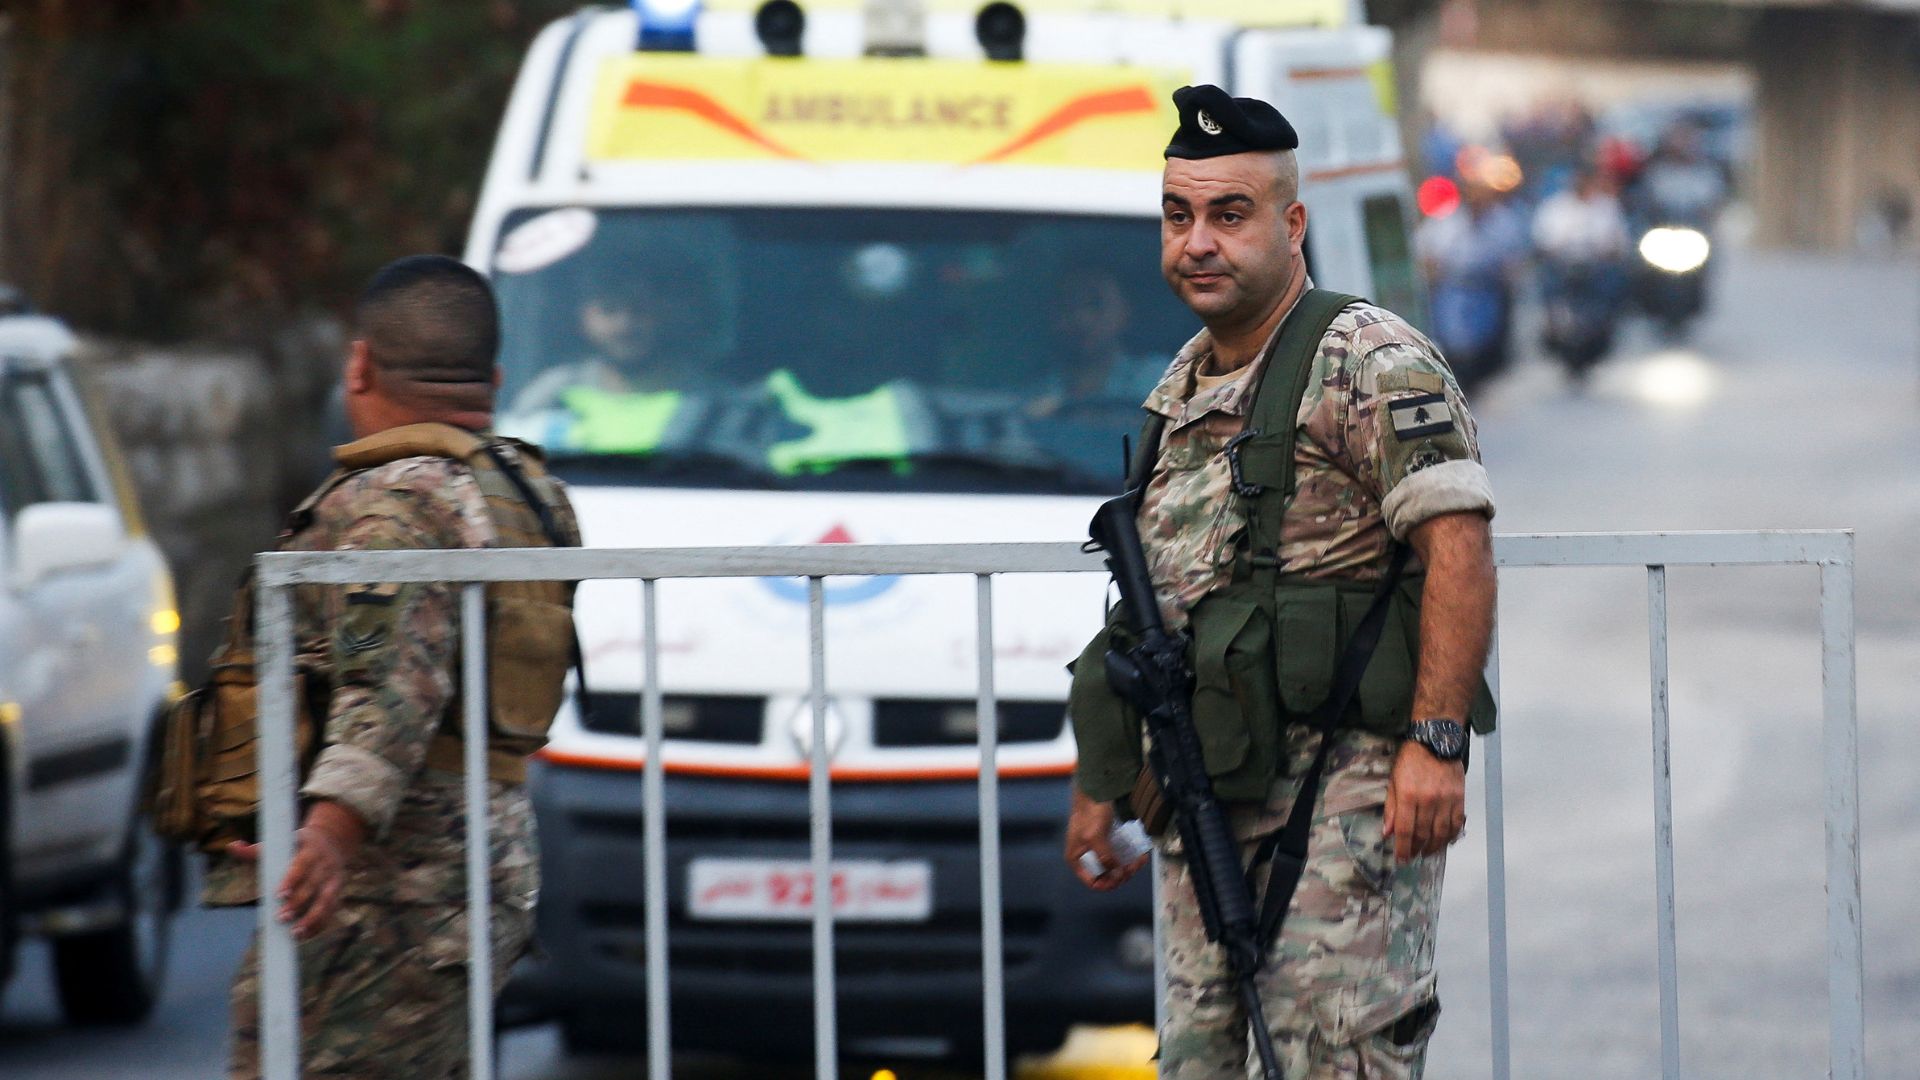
left=1151, top=850, right=1167, bottom=1037
left=975, top=575, right=1007, bottom=1079
left=460, top=584, right=495, bottom=1080
left=1482, top=636, right=1512, bottom=1080
left=1646, top=567, right=1681, bottom=1080
left=1820, top=546, right=1865, bottom=1080
left=807, top=577, right=837, bottom=1079
left=255, top=580, right=302, bottom=1080
left=641, top=578, right=672, bottom=1080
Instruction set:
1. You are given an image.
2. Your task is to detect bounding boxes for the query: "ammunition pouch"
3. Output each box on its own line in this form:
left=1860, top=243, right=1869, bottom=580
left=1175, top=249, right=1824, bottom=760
left=152, top=636, right=330, bottom=852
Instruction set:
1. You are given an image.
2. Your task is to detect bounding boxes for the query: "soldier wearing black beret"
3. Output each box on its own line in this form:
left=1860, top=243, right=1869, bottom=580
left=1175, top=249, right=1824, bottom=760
left=1064, top=85, right=1498, bottom=1079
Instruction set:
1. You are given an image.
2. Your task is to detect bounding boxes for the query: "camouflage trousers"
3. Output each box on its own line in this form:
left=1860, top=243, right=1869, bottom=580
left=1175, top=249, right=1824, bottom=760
left=1157, top=800, right=1446, bottom=1080
left=228, top=897, right=535, bottom=1079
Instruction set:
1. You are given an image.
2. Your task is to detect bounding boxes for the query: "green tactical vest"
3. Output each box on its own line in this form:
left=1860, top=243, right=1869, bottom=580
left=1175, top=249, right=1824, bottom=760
left=1068, top=290, right=1497, bottom=804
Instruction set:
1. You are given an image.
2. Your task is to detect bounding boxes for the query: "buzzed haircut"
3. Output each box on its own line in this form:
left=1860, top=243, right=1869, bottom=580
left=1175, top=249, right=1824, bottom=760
left=1271, top=149, right=1300, bottom=205
left=355, top=255, right=499, bottom=386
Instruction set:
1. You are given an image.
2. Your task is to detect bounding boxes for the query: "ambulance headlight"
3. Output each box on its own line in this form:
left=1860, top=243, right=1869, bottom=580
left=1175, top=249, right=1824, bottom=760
left=976, top=2, right=1026, bottom=62
left=755, top=0, right=805, bottom=57
left=632, top=0, right=701, bottom=52
left=1638, top=227, right=1710, bottom=275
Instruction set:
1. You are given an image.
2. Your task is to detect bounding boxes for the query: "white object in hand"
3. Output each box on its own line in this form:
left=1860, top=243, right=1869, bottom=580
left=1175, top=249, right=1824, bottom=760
left=1078, top=819, right=1154, bottom=878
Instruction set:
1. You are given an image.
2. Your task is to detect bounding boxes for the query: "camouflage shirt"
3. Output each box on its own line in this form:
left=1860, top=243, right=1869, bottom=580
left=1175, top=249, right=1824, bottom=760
left=1138, top=296, right=1495, bottom=628
left=206, top=440, right=576, bottom=908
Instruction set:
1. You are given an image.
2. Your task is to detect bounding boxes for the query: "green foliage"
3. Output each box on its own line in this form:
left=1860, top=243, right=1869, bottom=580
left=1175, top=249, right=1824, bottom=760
left=3, top=0, right=578, bottom=339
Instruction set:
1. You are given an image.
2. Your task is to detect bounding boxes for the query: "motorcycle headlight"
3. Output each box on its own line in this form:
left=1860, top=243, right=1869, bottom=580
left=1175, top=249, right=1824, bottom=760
left=1639, top=227, right=1710, bottom=275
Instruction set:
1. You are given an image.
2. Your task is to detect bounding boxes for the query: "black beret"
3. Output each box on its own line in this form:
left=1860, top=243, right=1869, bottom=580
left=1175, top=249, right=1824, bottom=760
left=1164, top=84, right=1300, bottom=160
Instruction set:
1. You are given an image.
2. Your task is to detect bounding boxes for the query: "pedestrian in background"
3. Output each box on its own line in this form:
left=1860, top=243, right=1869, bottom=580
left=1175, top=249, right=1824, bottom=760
left=212, top=255, right=580, bottom=1078
left=1064, top=86, right=1499, bottom=1078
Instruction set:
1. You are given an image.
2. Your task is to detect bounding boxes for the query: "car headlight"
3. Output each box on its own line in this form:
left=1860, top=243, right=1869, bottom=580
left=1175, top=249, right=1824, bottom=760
left=1639, top=227, right=1710, bottom=274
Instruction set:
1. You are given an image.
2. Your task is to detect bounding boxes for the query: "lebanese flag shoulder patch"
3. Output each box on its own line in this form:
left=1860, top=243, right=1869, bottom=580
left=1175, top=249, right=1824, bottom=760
left=1388, top=393, right=1454, bottom=440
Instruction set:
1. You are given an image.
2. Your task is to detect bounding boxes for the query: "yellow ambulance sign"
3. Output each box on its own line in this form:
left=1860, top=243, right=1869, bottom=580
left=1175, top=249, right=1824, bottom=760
left=588, top=56, right=1185, bottom=170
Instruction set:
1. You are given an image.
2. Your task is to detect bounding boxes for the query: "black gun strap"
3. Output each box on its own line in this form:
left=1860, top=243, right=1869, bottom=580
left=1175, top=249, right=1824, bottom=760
left=1251, top=541, right=1413, bottom=949
left=1125, top=414, right=1168, bottom=502
left=479, top=442, right=594, bottom=716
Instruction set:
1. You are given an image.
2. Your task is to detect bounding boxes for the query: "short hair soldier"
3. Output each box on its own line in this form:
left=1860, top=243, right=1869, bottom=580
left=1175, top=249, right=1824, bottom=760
left=208, top=255, right=582, bottom=1078
left=1064, top=86, right=1499, bottom=1079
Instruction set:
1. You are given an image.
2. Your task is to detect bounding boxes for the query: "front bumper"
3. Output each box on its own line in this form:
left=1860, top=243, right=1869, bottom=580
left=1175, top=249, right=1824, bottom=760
left=517, top=758, right=1154, bottom=1049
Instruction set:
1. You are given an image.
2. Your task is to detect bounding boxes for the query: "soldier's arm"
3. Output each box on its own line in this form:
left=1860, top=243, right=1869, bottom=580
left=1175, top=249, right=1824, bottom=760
left=244, top=465, right=470, bottom=937
left=1388, top=512, right=1494, bottom=860
left=1343, top=337, right=1497, bottom=858
left=300, top=475, right=465, bottom=839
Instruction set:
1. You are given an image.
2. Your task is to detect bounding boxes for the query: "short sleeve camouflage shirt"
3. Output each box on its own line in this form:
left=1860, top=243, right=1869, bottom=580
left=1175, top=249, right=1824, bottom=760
left=1137, top=297, right=1495, bottom=628
left=205, top=440, right=574, bottom=908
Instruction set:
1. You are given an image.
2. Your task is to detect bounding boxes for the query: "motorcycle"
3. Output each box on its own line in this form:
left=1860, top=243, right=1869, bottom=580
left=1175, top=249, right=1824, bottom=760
left=1427, top=272, right=1514, bottom=392
left=1629, top=154, right=1723, bottom=337
left=1634, top=223, right=1711, bottom=337
left=1539, top=254, right=1628, bottom=384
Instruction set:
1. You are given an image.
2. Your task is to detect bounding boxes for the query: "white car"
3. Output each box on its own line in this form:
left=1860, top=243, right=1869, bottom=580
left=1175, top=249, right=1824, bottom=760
left=0, top=314, right=183, bottom=1024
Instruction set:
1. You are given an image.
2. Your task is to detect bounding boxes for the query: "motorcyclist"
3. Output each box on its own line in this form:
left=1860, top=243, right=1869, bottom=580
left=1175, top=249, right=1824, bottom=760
left=1415, top=175, right=1528, bottom=389
left=1629, top=120, right=1730, bottom=231
left=1625, top=120, right=1729, bottom=334
left=1532, top=162, right=1632, bottom=382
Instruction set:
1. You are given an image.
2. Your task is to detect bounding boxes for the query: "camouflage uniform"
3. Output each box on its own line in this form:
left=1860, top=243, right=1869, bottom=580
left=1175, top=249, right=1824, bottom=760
left=1139, top=297, right=1493, bottom=1078
left=214, top=443, right=576, bottom=1080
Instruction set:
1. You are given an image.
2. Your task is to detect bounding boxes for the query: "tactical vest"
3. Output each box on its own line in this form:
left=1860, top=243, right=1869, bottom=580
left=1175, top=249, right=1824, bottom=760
left=1068, top=290, right=1497, bottom=804
left=153, top=423, right=581, bottom=852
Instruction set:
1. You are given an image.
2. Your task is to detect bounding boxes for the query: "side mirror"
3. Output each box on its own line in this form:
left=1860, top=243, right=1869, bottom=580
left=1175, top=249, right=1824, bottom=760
left=11, top=502, right=126, bottom=588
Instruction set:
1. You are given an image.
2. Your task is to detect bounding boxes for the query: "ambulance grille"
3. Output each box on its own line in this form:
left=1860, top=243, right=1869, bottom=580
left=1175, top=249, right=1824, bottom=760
left=582, top=692, right=763, bottom=744
left=872, top=700, right=1064, bottom=747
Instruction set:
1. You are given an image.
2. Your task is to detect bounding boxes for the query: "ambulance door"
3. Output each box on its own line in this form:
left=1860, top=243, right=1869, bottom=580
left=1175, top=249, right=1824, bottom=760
left=1227, top=26, right=1417, bottom=303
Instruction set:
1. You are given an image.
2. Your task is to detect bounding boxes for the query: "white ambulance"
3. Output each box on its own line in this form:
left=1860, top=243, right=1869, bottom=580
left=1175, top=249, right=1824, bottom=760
left=467, top=0, right=1421, bottom=1060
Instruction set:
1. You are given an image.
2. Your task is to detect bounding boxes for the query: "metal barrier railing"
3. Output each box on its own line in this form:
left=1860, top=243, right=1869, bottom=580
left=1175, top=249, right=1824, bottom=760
left=250, top=530, right=1862, bottom=1080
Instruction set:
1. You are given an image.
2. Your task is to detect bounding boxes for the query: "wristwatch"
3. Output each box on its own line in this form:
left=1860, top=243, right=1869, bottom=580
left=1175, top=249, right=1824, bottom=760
left=1408, top=718, right=1469, bottom=762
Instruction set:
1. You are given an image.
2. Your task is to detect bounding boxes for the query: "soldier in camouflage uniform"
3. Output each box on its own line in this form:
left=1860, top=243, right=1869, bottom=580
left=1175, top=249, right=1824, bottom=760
left=215, top=255, right=578, bottom=1079
left=1065, top=88, right=1498, bottom=1079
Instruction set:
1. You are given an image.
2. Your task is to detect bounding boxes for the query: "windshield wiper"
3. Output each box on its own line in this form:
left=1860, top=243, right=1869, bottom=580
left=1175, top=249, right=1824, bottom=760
left=543, top=449, right=786, bottom=489
left=817, top=451, right=1112, bottom=494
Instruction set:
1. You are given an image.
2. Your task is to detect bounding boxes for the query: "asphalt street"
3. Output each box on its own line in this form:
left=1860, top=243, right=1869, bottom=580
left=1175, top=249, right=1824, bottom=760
left=4, top=246, right=1917, bottom=1079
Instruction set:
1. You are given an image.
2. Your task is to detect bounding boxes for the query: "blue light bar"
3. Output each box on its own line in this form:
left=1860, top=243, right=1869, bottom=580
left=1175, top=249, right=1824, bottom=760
left=632, top=0, right=701, bottom=52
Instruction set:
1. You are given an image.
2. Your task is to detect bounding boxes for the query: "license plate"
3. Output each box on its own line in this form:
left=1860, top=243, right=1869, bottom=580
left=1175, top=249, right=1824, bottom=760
left=687, top=858, right=933, bottom=922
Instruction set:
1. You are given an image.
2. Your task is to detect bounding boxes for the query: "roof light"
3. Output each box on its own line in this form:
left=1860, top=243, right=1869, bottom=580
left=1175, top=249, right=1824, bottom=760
left=755, top=0, right=805, bottom=57
left=975, top=2, right=1025, bottom=61
left=863, top=0, right=926, bottom=57
left=632, top=0, right=701, bottom=52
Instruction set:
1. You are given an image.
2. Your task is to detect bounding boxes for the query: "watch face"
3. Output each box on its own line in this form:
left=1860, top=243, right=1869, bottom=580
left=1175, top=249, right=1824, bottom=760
left=1415, top=720, right=1467, bottom=760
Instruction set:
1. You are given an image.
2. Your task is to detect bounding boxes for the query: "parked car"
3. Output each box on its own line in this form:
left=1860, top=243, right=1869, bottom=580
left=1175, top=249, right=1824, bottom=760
left=0, top=312, right=184, bottom=1024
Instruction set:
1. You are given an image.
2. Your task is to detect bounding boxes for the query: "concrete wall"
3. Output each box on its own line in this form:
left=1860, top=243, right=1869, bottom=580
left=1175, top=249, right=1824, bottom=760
left=1751, top=8, right=1920, bottom=251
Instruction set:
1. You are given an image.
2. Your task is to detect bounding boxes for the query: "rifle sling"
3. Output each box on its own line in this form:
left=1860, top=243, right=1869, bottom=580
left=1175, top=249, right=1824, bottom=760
left=478, top=443, right=595, bottom=721
left=1250, top=541, right=1412, bottom=950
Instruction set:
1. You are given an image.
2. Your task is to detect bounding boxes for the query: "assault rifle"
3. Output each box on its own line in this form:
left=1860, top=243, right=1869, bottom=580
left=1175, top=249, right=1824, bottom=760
left=1088, top=494, right=1285, bottom=1080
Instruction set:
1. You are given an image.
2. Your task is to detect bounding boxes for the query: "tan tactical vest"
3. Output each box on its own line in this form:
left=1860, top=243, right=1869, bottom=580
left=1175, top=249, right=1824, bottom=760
left=153, top=423, right=580, bottom=852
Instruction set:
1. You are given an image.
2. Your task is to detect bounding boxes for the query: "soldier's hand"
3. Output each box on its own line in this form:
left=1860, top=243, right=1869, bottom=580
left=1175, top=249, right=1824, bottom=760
left=228, top=800, right=366, bottom=940
left=1065, top=788, right=1146, bottom=891
left=1384, top=741, right=1467, bottom=861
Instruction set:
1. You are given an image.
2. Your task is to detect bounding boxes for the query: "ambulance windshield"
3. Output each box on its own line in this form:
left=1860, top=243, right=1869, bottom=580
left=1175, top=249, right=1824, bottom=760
left=490, top=206, right=1191, bottom=494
